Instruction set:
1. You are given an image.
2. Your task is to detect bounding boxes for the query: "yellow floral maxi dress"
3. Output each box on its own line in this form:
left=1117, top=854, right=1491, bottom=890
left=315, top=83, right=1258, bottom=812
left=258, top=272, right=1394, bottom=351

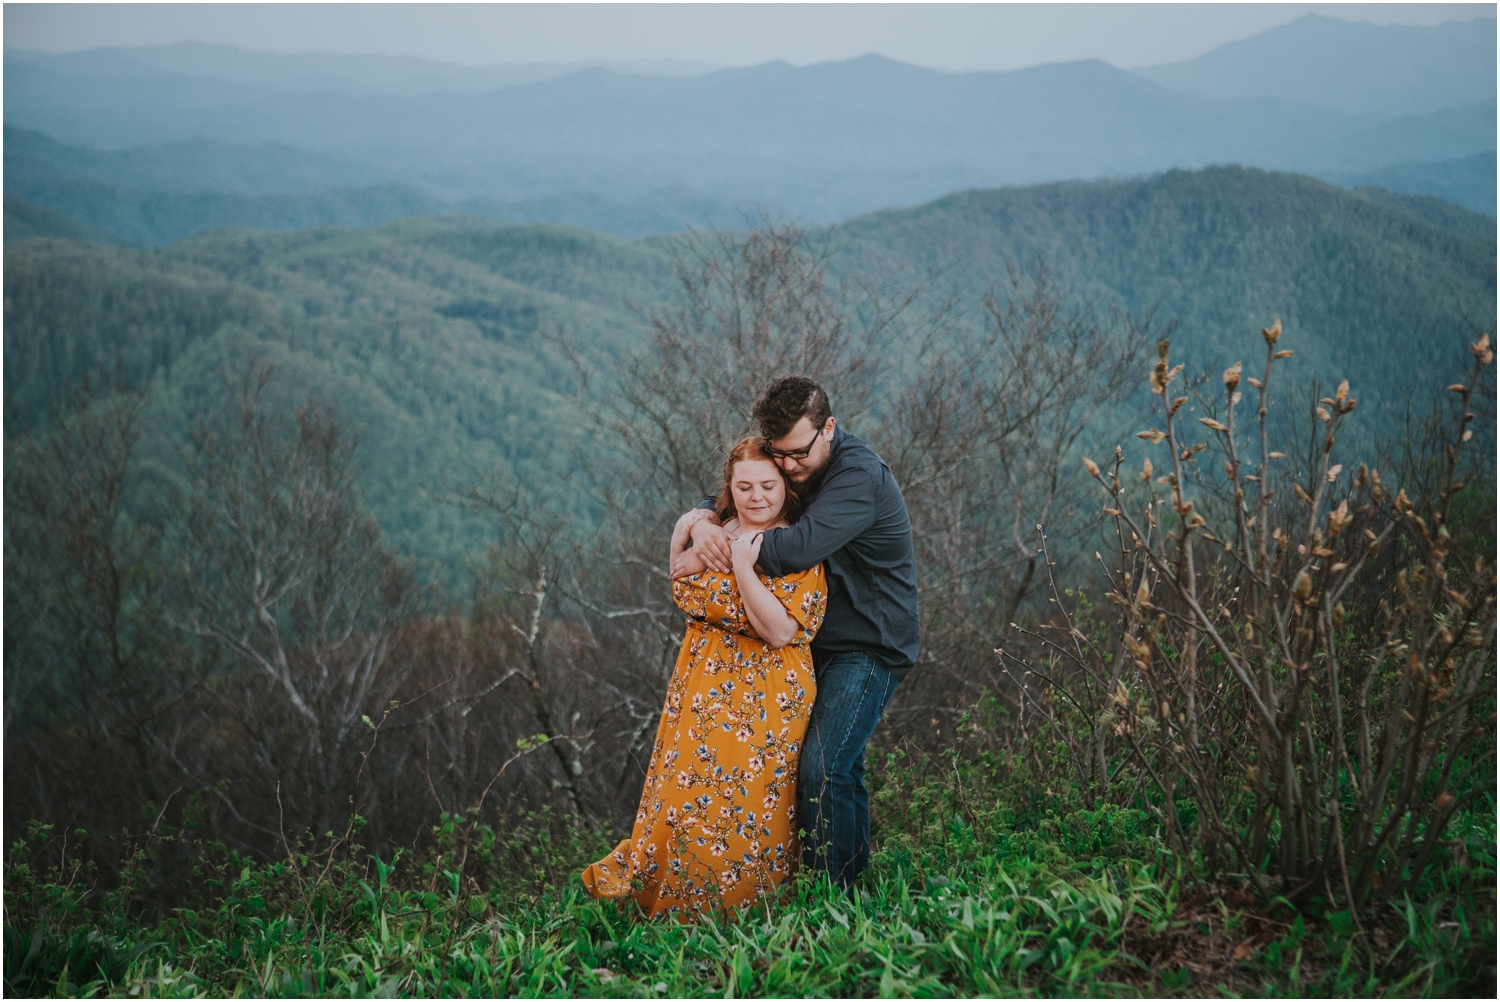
left=582, top=565, right=826, bottom=918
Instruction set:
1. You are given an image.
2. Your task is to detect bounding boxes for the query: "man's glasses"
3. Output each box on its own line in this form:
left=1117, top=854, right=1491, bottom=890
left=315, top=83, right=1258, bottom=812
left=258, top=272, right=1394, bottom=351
left=765, top=425, right=824, bottom=461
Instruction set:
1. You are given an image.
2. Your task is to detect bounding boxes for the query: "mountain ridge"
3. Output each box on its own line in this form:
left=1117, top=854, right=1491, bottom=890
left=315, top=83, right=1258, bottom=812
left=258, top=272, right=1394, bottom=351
left=2, top=41, right=721, bottom=97
left=8, top=18, right=1492, bottom=221
left=1135, top=13, right=1496, bottom=117
left=838, top=165, right=1494, bottom=412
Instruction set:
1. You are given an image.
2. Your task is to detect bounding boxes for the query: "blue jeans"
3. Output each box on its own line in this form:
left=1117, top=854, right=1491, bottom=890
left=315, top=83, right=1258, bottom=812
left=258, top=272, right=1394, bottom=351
left=797, top=651, right=900, bottom=889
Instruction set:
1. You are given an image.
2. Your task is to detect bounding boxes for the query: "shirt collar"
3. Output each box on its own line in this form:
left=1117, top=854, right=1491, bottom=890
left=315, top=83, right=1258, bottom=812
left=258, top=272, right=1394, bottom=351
left=830, top=422, right=849, bottom=453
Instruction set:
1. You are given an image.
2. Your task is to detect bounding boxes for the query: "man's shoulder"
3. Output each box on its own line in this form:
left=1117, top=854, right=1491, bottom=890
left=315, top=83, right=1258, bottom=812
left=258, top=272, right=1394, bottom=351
left=830, top=429, right=888, bottom=477
left=831, top=431, right=902, bottom=500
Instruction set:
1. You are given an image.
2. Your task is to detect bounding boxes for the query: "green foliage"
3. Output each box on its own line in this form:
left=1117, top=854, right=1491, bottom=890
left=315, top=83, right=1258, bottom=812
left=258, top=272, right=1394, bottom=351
left=5, top=724, right=1492, bottom=998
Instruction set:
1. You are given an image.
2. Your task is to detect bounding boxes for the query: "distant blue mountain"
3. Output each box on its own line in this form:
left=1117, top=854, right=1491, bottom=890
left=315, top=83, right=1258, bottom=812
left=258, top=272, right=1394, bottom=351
left=4, top=125, right=387, bottom=194
left=2, top=42, right=719, bottom=97
left=1319, top=152, right=1497, bottom=219
left=1134, top=14, right=1495, bottom=117
left=4, top=15, right=1492, bottom=230
left=4, top=126, right=763, bottom=244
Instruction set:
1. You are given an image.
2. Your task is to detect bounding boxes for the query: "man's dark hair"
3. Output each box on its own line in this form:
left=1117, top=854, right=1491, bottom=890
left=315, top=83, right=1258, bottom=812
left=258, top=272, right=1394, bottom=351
left=753, top=376, right=833, bottom=440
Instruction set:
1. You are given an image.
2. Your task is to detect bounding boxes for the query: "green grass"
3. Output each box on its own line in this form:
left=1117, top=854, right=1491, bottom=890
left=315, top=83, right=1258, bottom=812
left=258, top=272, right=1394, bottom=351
left=6, top=740, right=1494, bottom=998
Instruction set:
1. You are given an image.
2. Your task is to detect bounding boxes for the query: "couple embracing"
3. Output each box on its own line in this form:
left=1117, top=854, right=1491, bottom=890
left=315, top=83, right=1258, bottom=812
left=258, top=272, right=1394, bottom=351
left=582, top=376, right=919, bottom=918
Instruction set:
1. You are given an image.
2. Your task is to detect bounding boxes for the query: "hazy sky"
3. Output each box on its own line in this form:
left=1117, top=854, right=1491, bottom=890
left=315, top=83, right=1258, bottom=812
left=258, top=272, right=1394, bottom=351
left=5, top=3, right=1493, bottom=71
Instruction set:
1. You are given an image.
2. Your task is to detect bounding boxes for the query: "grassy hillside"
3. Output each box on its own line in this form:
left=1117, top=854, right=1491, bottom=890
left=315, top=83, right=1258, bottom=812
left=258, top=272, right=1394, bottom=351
left=840, top=166, right=1496, bottom=414
left=8, top=737, right=1491, bottom=997
left=6, top=167, right=1494, bottom=577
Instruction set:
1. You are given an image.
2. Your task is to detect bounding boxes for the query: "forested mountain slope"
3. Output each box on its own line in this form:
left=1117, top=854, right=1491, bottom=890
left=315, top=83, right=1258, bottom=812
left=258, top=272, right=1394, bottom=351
left=840, top=167, right=1495, bottom=412
left=2, top=193, right=128, bottom=245
left=6, top=168, right=1493, bottom=577
left=1319, top=151, right=1497, bottom=218
left=4, top=220, right=675, bottom=572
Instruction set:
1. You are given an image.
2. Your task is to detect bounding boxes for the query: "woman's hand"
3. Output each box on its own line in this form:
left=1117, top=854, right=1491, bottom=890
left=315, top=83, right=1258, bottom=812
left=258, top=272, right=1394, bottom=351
left=731, top=531, right=763, bottom=574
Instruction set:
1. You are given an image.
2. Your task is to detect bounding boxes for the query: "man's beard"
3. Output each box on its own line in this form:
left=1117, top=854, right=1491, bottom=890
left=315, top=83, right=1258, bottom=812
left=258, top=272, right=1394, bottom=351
left=792, top=453, right=834, bottom=498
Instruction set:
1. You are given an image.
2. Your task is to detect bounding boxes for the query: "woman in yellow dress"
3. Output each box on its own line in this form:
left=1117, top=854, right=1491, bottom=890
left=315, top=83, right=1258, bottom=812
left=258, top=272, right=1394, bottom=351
left=582, top=437, right=826, bottom=918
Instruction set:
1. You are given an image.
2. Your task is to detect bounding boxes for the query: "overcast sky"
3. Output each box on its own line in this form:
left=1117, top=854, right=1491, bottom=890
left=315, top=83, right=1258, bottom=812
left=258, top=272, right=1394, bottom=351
left=5, top=3, right=1492, bottom=71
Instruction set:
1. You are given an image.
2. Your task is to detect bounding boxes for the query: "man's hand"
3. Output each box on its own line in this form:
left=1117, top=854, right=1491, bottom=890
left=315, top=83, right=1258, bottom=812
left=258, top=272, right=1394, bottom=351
left=674, top=507, right=718, bottom=535
left=689, top=518, right=734, bottom=574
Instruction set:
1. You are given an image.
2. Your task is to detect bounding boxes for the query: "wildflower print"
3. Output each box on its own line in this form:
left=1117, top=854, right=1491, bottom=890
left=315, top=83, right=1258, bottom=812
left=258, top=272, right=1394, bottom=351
left=582, top=564, right=825, bottom=918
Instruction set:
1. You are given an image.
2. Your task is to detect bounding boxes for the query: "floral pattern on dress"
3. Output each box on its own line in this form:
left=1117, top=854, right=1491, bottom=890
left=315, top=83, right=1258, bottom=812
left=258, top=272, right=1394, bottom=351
left=582, top=563, right=826, bottom=918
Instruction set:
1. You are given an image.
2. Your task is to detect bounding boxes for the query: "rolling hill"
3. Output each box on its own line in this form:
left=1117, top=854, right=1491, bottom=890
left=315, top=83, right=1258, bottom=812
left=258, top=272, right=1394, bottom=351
left=2, top=193, right=128, bottom=245
left=1317, top=151, right=1498, bottom=219
left=3, top=127, right=763, bottom=245
left=5, top=168, right=1493, bottom=580
left=839, top=166, right=1495, bottom=412
left=4, top=219, right=675, bottom=577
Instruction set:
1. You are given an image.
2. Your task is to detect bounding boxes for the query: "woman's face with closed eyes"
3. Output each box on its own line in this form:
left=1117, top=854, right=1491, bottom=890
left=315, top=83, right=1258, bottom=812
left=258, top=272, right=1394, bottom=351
left=730, top=458, right=788, bottom=530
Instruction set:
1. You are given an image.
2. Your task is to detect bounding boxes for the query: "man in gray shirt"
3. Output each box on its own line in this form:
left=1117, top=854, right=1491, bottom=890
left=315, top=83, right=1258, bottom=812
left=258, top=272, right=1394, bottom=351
left=679, top=376, right=919, bottom=889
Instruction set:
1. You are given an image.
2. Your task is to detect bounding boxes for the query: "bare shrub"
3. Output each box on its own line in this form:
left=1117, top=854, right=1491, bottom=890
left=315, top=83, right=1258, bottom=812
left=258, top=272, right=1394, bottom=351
left=880, top=263, right=1155, bottom=731
left=590, top=218, right=941, bottom=513
left=174, top=361, right=421, bottom=842
left=1015, top=325, right=1496, bottom=908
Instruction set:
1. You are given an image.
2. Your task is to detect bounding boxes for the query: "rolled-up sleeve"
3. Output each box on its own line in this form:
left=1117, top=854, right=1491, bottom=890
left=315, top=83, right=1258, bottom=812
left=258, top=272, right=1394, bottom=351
left=757, top=467, right=876, bottom=576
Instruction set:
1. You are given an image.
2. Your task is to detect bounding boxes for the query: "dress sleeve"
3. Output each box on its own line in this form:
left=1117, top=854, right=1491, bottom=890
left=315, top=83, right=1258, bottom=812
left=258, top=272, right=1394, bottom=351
left=761, top=564, right=828, bottom=640
left=672, top=571, right=757, bottom=636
